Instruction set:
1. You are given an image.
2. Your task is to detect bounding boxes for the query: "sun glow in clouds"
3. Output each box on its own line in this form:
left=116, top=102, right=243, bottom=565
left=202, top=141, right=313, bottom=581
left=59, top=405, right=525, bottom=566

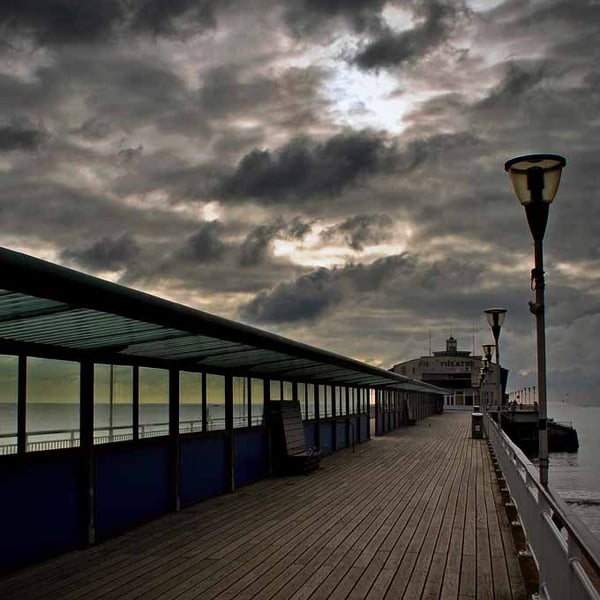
left=324, top=66, right=412, bottom=133
left=271, top=222, right=413, bottom=268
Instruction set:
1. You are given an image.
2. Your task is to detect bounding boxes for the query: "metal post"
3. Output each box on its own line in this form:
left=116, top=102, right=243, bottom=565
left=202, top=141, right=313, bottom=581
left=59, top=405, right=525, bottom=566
left=532, top=238, right=549, bottom=487
left=495, top=344, right=502, bottom=409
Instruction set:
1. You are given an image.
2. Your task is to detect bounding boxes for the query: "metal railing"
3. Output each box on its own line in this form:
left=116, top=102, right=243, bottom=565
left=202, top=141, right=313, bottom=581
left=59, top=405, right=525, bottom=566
left=484, top=412, right=600, bottom=599
left=0, top=414, right=266, bottom=455
left=0, top=411, right=369, bottom=455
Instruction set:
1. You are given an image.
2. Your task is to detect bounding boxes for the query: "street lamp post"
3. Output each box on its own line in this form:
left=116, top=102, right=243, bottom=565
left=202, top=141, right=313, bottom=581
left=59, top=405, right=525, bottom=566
left=504, top=153, right=566, bottom=487
left=484, top=309, right=506, bottom=410
left=481, top=344, right=494, bottom=409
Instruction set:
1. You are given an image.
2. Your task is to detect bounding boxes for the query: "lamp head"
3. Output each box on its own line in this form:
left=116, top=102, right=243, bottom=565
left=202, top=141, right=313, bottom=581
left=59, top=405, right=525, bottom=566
left=504, top=154, right=566, bottom=205
left=482, top=344, right=495, bottom=362
left=504, top=153, right=566, bottom=242
left=484, top=308, right=506, bottom=344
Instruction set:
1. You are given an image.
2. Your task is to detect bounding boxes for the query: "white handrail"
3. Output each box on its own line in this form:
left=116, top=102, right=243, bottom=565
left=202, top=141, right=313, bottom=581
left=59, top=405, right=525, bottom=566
left=484, top=412, right=600, bottom=599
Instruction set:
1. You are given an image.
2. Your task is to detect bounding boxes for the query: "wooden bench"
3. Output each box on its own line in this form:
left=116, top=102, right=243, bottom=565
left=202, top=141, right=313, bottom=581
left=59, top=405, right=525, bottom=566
left=268, top=400, right=322, bottom=475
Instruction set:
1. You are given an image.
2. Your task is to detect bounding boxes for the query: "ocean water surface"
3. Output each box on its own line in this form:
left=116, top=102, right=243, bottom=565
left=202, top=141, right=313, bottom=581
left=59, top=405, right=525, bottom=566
left=545, top=401, right=600, bottom=537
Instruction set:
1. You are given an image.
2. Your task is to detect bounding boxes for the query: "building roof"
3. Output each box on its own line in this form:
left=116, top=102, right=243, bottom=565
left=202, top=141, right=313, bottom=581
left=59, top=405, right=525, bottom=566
left=0, top=247, right=446, bottom=394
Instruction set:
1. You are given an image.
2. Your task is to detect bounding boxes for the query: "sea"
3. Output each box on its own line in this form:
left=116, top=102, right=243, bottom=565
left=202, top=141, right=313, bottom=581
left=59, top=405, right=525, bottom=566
left=544, top=400, right=600, bottom=537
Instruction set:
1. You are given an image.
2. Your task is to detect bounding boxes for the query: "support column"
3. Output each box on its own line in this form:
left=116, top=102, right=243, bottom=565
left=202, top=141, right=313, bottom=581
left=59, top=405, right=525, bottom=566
left=169, top=368, right=180, bottom=511
left=80, top=360, right=95, bottom=545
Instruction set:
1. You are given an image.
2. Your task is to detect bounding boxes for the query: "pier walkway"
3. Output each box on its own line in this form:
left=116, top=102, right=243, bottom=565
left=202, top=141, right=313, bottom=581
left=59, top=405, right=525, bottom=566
left=0, top=411, right=526, bottom=600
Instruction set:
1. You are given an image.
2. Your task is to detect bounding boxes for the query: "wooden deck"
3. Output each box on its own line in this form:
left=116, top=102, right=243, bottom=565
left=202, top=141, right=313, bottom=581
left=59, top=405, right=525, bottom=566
left=0, top=411, right=527, bottom=600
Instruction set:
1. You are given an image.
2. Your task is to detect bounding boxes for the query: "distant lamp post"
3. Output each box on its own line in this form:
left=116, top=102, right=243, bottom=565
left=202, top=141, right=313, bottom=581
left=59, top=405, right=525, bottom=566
left=481, top=344, right=495, bottom=409
left=504, top=153, right=566, bottom=487
left=484, top=309, right=506, bottom=409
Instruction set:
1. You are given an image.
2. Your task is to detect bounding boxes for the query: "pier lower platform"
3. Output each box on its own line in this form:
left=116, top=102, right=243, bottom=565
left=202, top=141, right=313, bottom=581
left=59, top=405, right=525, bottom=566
left=0, top=412, right=526, bottom=599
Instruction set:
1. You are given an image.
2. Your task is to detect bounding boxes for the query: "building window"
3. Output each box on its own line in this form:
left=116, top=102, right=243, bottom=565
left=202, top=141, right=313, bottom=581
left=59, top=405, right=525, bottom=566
left=27, top=357, right=80, bottom=452
left=94, top=364, right=134, bottom=443
left=0, top=354, right=18, bottom=455
left=139, top=367, right=169, bottom=439
left=206, top=374, right=225, bottom=430
left=270, top=380, right=281, bottom=401
left=233, top=376, right=249, bottom=428
left=179, top=371, right=203, bottom=433
left=250, top=379, right=264, bottom=426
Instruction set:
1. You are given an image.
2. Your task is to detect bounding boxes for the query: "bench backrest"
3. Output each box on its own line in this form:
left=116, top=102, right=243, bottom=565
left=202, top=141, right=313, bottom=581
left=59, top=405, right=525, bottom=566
left=279, top=401, right=307, bottom=456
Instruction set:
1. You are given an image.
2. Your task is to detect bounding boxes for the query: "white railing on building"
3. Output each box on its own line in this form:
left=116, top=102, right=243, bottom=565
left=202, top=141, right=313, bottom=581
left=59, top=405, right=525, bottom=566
left=485, top=412, right=600, bottom=600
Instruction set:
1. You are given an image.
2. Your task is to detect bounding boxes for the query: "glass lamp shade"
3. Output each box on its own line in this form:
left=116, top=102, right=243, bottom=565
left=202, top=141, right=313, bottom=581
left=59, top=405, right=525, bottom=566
left=504, top=154, right=566, bottom=205
left=484, top=308, right=507, bottom=329
left=482, top=344, right=495, bottom=361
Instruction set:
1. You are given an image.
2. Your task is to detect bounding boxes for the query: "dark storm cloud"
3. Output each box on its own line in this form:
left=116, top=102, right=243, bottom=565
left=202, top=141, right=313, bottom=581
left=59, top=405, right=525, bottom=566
left=323, top=213, right=393, bottom=251
left=118, top=145, right=143, bottom=164
left=70, top=118, right=113, bottom=141
left=477, top=61, right=550, bottom=112
left=283, top=0, right=386, bottom=36
left=0, top=0, right=220, bottom=45
left=241, top=268, right=343, bottom=323
left=61, top=234, right=140, bottom=271
left=239, top=217, right=312, bottom=266
left=130, top=0, right=220, bottom=36
left=181, top=220, right=227, bottom=263
left=0, top=119, right=47, bottom=151
left=219, top=130, right=395, bottom=202
left=240, top=253, right=416, bottom=324
left=354, top=1, right=467, bottom=70
left=200, top=65, right=280, bottom=118
left=0, top=0, right=123, bottom=45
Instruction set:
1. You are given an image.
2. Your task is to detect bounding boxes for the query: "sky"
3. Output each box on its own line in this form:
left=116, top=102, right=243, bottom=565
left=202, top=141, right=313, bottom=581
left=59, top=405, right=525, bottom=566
left=0, top=0, right=599, bottom=403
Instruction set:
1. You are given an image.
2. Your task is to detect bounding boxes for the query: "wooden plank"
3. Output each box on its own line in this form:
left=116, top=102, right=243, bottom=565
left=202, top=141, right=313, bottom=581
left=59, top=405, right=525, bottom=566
left=440, top=418, right=472, bottom=600
left=481, top=442, right=513, bottom=600
left=458, top=432, right=478, bottom=599
left=476, top=440, right=494, bottom=600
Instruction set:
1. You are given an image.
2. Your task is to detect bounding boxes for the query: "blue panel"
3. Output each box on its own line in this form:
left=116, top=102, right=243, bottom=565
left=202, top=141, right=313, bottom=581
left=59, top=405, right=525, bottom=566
left=360, top=414, right=369, bottom=440
left=234, top=429, right=268, bottom=488
left=350, top=417, right=359, bottom=444
left=95, top=443, right=170, bottom=537
left=336, top=421, right=347, bottom=450
left=180, top=435, right=227, bottom=506
left=376, top=412, right=383, bottom=435
left=0, top=455, right=81, bottom=571
left=318, top=422, right=333, bottom=455
left=303, top=422, right=316, bottom=449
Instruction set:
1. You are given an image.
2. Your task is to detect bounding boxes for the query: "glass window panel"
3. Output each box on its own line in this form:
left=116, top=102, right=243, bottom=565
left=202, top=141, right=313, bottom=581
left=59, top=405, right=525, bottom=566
left=27, top=357, right=80, bottom=452
left=94, top=364, right=133, bottom=444
left=179, top=371, right=203, bottom=433
left=306, top=384, right=315, bottom=419
left=139, top=367, right=169, bottom=439
left=0, top=355, right=18, bottom=455
left=297, top=383, right=306, bottom=419
left=207, top=373, right=225, bottom=430
left=282, top=381, right=293, bottom=401
left=250, top=379, right=264, bottom=426
left=317, top=384, right=324, bottom=418
left=270, top=380, right=281, bottom=401
left=323, top=385, right=332, bottom=418
left=233, top=376, right=249, bottom=428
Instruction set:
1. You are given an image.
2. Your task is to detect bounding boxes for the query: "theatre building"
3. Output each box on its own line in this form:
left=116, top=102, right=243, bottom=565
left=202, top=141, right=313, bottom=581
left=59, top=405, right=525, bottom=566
left=391, top=336, right=502, bottom=408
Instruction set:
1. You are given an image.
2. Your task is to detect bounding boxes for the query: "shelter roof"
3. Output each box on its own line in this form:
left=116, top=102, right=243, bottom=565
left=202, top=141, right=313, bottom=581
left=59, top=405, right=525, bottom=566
left=0, top=248, right=446, bottom=393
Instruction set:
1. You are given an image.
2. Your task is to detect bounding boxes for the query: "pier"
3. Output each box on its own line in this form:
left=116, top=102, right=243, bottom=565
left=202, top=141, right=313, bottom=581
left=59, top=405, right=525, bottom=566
left=0, top=411, right=527, bottom=599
